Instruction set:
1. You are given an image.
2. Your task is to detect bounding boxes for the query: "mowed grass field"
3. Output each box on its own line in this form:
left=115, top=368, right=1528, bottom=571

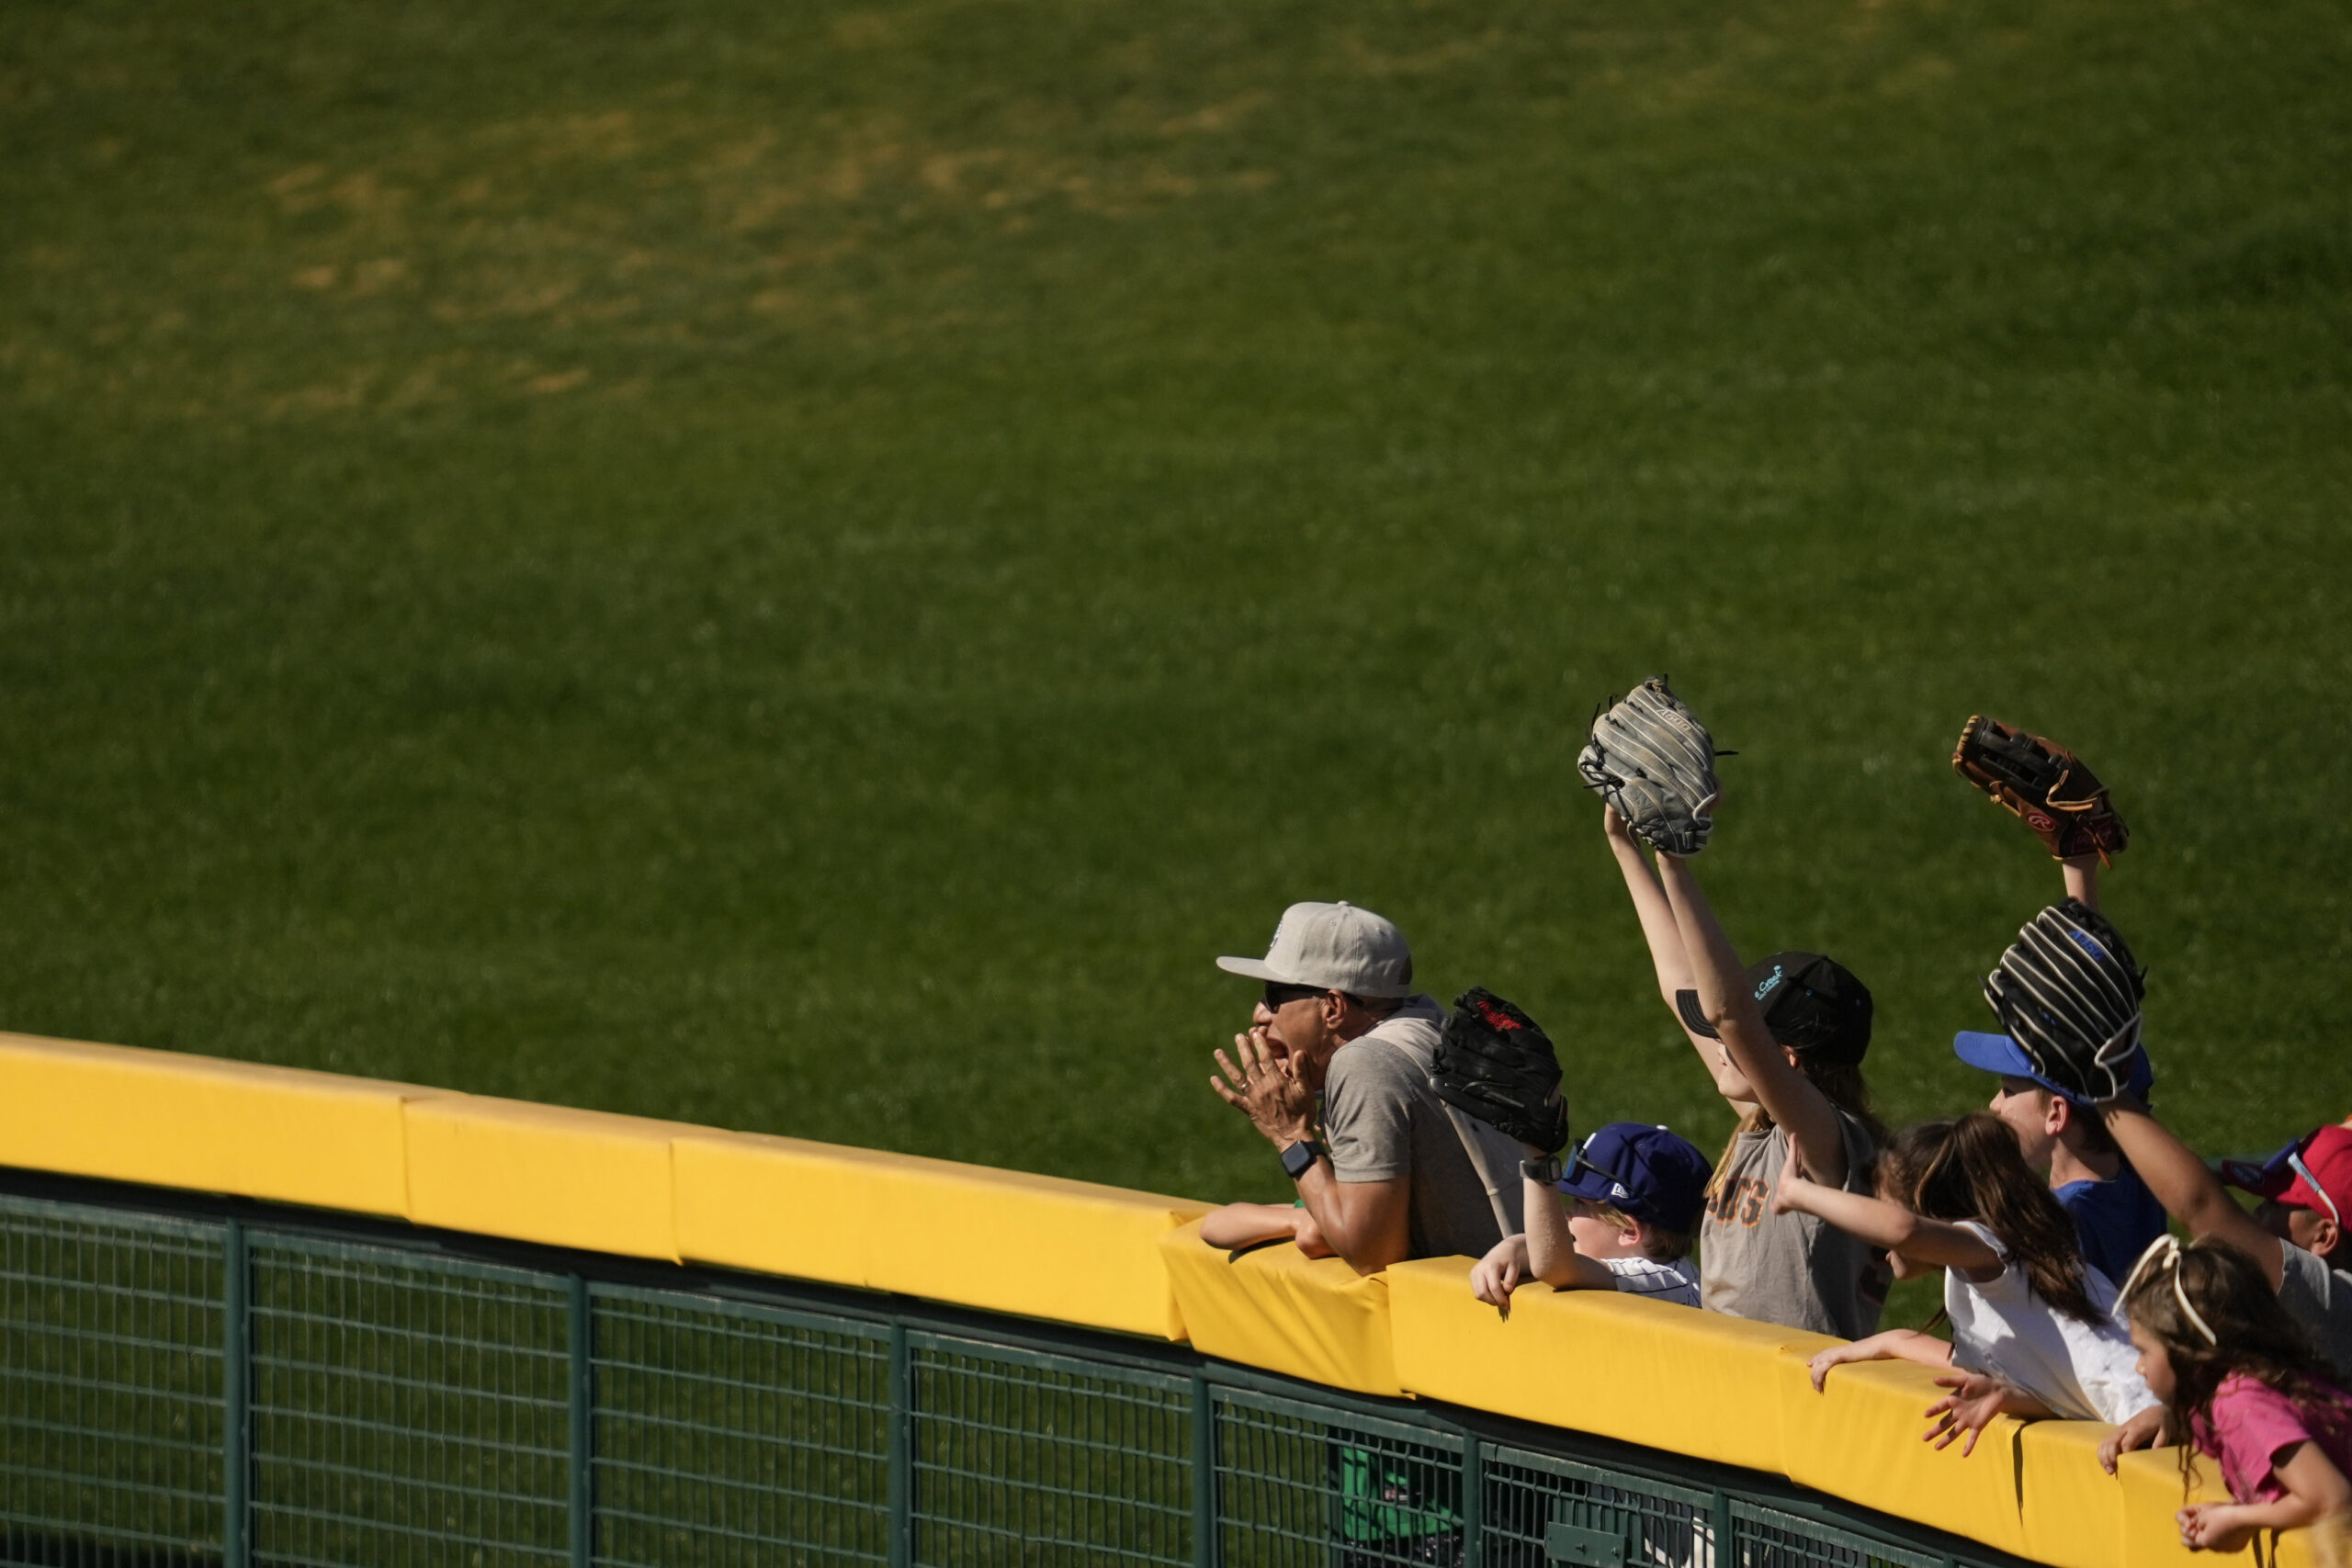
left=3, top=0, right=2348, bottom=1292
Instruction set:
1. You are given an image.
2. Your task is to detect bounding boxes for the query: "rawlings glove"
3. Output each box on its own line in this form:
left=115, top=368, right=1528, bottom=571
left=1982, top=899, right=2147, bottom=1102
left=1430, top=987, right=1569, bottom=1154
left=1953, top=716, right=2130, bottom=863
left=1577, top=676, right=1726, bottom=857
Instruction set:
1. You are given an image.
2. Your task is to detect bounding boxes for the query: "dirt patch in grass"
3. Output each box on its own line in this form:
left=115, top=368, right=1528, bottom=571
left=3, top=85, right=1287, bottom=423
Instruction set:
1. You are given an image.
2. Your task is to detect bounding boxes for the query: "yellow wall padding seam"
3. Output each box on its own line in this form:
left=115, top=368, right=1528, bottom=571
left=0, top=1031, right=432, bottom=1218
left=1386, top=1256, right=1827, bottom=1477
left=1779, top=1348, right=2030, bottom=1561
left=2114, top=1445, right=2259, bottom=1568
left=2018, top=1419, right=2137, bottom=1568
left=5, top=1031, right=2317, bottom=1564
left=0, top=1031, right=1206, bottom=1342
left=401, top=1093, right=703, bottom=1263
left=670, top=1129, right=897, bottom=1292
left=672, top=1129, right=1208, bottom=1340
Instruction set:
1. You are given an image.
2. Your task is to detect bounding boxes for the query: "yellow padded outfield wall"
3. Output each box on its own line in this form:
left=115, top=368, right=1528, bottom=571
left=1160, top=1217, right=1401, bottom=1394
left=0, top=1032, right=2291, bottom=1567
left=1776, top=1348, right=2032, bottom=1560
left=0, top=1032, right=428, bottom=1217
left=1387, top=1255, right=1819, bottom=1475
left=403, top=1094, right=702, bottom=1262
left=670, top=1129, right=1209, bottom=1339
left=0, top=1030, right=1206, bottom=1342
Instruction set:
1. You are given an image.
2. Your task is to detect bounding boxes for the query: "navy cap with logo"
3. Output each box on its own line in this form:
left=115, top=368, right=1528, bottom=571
left=1555, top=1122, right=1714, bottom=1235
left=1674, top=952, right=1872, bottom=1067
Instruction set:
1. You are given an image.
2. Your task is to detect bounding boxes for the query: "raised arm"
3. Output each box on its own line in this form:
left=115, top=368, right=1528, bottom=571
left=1656, top=852, right=1847, bottom=1183
left=2098, top=1098, right=2283, bottom=1287
left=2063, top=855, right=2099, bottom=911
left=1770, top=1145, right=2004, bottom=1278
left=1604, top=807, right=1757, bottom=1103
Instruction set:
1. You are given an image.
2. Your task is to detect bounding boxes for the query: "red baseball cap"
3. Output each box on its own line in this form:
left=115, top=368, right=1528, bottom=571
left=2221, top=1125, right=2352, bottom=1225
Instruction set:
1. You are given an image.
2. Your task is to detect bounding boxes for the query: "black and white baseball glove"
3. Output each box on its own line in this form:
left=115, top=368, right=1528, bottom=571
left=1982, top=899, right=2147, bottom=1101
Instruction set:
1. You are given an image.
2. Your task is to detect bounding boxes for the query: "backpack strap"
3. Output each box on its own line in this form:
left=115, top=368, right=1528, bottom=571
left=1357, top=1030, right=1518, bottom=1242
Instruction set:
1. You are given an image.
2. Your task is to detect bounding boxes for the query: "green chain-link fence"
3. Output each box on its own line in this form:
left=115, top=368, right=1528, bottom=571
left=0, top=1176, right=2030, bottom=1568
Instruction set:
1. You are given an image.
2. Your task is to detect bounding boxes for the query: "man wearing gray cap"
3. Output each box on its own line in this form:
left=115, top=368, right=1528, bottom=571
left=1206, top=901, right=1524, bottom=1274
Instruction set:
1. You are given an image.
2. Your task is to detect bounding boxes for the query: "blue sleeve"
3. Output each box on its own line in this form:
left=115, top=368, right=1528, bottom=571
left=2055, top=1171, right=2170, bottom=1286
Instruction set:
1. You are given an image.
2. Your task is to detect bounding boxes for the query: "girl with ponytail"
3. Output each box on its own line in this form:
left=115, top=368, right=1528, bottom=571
left=1774, top=1111, right=2157, bottom=1451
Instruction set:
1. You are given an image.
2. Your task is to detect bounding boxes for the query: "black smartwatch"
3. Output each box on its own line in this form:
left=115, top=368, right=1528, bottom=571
left=1519, top=1155, right=1563, bottom=1185
left=1280, top=1139, right=1326, bottom=1181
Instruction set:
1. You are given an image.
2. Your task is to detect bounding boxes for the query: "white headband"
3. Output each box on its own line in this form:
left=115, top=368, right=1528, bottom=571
left=2120, top=1235, right=2218, bottom=1347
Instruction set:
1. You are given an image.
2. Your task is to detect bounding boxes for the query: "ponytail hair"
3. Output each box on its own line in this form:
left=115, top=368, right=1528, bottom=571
left=1804, top=1055, right=1888, bottom=1153
left=1879, top=1112, right=2102, bottom=1325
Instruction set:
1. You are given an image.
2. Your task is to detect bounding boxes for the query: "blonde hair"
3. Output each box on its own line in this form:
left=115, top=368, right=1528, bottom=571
left=1703, top=1057, right=1886, bottom=1203
left=1577, top=1198, right=1692, bottom=1265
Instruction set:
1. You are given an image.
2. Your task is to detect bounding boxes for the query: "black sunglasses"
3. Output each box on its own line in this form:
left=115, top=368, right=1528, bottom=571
left=1262, top=982, right=1333, bottom=1010
left=1565, top=1139, right=1617, bottom=1189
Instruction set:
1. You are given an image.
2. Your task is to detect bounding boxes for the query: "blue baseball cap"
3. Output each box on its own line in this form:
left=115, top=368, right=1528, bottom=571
left=1952, top=1030, right=2154, bottom=1107
left=1556, top=1122, right=1713, bottom=1235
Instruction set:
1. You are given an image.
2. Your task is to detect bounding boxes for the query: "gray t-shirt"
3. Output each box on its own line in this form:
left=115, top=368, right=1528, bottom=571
left=1321, top=996, right=1526, bottom=1261
left=1700, top=1111, right=1890, bottom=1340
left=2277, top=1241, right=2352, bottom=1382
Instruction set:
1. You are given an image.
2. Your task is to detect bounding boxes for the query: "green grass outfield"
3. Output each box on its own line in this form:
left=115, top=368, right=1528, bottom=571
left=3, top=0, right=2348, bottom=1324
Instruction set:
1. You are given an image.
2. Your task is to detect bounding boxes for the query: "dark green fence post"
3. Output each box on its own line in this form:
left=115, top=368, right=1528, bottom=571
left=1191, top=1367, right=1217, bottom=1568
left=569, top=1274, right=593, bottom=1568
left=222, top=1218, right=250, bottom=1568
left=1711, top=1488, right=1733, bottom=1567
left=888, top=1321, right=912, bottom=1568
left=1460, top=1433, right=1482, bottom=1568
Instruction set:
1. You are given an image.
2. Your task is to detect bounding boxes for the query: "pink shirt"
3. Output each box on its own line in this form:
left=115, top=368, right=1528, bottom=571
left=2194, top=1374, right=2352, bottom=1504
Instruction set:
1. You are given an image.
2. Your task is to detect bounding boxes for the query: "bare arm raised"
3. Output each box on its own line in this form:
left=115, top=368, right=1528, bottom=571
left=2098, top=1097, right=2285, bottom=1288
left=1603, top=806, right=1757, bottom=1105
left=2062, top=854, right=2099, bottom=911
left=1657, top=852, right=1851, bottom=1186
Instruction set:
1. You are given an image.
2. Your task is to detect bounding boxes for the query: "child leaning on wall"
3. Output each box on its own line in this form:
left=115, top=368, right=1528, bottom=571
left=2120, top=1236, right=2352, bottom=1567
left=2093, top=1108, right=2352, bottom=1468
left=1775, top=1112, right=2158, bottom=1451
left=1469, top=1122, right=1711, bottom=1310
left=1953, top=853, right=2168, bottom=1284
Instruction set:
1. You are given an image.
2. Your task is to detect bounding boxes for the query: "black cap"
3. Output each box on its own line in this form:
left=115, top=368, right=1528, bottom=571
left=1674, top=952, right=1872, bottom=1067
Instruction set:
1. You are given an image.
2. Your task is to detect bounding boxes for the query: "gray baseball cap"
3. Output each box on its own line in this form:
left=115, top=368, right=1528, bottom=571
left=1216, top=901, right=1415, bottom=998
